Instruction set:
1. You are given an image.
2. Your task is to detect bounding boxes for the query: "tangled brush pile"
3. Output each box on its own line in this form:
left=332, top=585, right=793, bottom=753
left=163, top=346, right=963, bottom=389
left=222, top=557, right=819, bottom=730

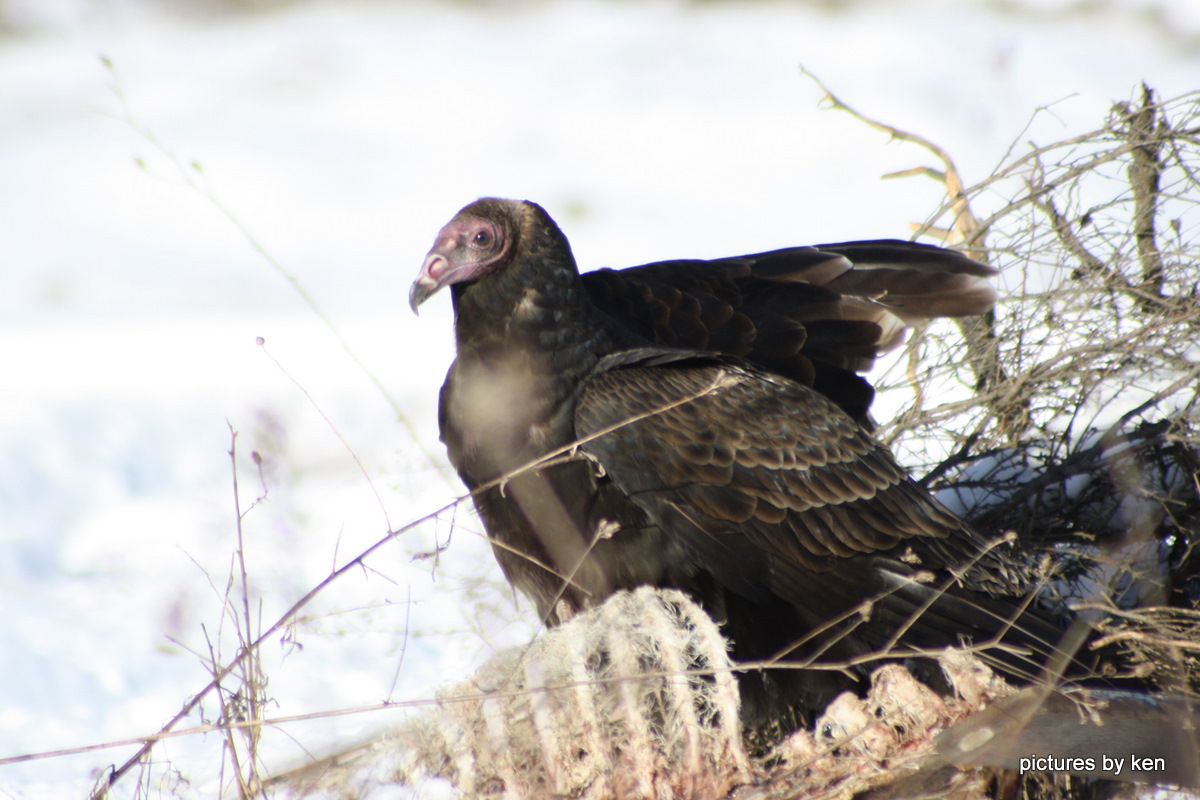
left=272, top=589, right=1019, bottom=800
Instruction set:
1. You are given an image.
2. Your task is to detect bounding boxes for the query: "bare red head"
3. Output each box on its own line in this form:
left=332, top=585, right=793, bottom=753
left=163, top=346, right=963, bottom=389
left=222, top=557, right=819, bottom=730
left=409, top=198, right=524, bottom=313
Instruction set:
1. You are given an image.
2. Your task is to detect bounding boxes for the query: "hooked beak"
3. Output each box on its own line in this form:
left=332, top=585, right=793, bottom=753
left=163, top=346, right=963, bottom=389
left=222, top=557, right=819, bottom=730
left=408, top=253, right=451, bottom=314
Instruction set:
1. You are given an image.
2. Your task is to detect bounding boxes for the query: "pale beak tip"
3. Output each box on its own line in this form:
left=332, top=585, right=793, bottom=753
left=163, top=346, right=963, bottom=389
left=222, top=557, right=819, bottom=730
left=408, top=281, right=427, bottom=315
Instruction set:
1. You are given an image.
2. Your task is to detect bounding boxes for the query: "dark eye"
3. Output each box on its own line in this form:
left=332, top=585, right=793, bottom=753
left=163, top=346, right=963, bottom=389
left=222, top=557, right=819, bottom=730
left=472, top=229, right=493, bottom=248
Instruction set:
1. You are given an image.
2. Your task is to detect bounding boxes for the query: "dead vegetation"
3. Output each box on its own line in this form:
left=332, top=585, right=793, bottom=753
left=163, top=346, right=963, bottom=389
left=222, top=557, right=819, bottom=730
left=274, top=588, right=750, bottom=799
left=269, top=593, right=1024, bottom=800
left=872, top=83, right=1200, bottom=695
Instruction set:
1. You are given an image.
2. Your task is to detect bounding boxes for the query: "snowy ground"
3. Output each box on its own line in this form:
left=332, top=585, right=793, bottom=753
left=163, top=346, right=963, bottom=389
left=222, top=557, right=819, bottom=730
left=1, top=0, right=1197, bottom=796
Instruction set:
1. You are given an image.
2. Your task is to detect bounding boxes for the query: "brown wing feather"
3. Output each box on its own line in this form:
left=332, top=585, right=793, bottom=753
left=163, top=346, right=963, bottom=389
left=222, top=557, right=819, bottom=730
left=575, top=355, right=990, bottom=578
left=581, top=241, right=997, bottom=427
left=573, top=353, right=1074, bottom=693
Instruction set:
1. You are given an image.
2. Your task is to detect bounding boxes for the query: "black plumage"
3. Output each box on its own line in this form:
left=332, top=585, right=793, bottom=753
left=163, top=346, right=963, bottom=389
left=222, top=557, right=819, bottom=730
left=409, top=198, right=1089, bottom=727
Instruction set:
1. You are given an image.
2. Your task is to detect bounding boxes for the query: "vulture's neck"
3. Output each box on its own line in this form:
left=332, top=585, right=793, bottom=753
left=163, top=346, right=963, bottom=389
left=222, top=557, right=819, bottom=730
left=451, top=245, right=616, bottom=385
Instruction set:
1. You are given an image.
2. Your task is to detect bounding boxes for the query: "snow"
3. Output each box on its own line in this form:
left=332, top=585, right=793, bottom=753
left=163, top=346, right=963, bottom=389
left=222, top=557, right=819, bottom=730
left=1, top=0, right=1197, bottom=796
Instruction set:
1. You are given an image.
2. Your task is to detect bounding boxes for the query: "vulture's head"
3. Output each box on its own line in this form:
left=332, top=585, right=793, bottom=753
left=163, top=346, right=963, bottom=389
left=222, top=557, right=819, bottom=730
left=410, top=198, right=561, bottom=312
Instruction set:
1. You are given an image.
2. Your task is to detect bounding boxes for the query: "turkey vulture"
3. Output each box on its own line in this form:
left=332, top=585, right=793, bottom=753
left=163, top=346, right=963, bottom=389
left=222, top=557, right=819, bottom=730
left=410, top=198, right=1088, bottom=727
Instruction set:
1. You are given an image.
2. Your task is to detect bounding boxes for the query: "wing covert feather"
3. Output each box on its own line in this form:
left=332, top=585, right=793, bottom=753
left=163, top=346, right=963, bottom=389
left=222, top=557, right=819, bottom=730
left=575, top=358, right=981, bottom=576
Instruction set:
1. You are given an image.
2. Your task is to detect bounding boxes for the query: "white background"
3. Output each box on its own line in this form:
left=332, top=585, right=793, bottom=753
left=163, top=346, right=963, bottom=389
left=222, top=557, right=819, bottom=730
left=1, top=0, right=1197, bottom=795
